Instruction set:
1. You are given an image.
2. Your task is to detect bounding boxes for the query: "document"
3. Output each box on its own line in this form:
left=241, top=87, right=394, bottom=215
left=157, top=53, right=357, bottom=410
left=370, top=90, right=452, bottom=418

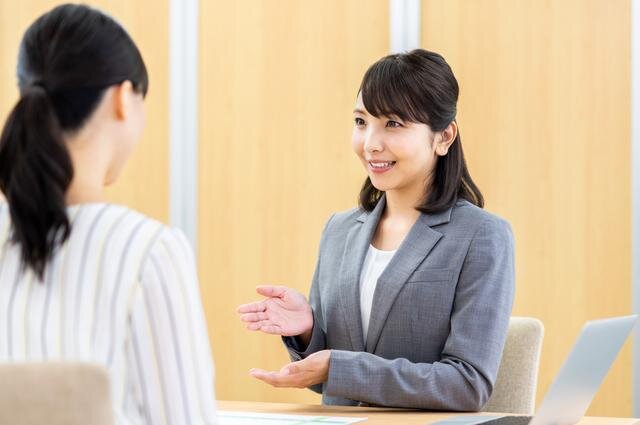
left=429, top=416, right=502, bottom=424
left=218, top=410, right=367, bottom=424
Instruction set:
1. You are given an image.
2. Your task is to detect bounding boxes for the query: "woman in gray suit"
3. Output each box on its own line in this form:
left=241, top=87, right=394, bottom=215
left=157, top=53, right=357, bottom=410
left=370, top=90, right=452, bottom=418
left=238, top=49, right=515, bottom=411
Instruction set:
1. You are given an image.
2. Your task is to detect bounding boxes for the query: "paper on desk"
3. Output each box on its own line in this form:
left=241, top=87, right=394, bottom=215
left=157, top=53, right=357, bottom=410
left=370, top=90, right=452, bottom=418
left=428, top=416, right=502, bottom=424
left=218, top=410, right=367, bottom=424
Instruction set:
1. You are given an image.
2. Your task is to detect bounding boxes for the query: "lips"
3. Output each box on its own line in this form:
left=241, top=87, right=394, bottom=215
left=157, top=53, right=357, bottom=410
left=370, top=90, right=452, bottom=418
left=369, top=161, right=395, bottom=169
left=368, top=160, right=396, bottom=173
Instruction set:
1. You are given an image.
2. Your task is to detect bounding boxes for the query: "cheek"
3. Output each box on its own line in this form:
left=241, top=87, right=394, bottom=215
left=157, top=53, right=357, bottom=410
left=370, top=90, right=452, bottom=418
left=385, top=137, right=418, bottom=158
left=413, top=143, right=434, bottom=166
left=351, top=129, right=364, bottom=156
left=390, top=137, right=433, bottom=168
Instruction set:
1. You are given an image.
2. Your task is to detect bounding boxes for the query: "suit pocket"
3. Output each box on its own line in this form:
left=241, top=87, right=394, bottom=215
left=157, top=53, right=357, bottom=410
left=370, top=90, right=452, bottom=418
left=406, top=268, right=453, bottom=283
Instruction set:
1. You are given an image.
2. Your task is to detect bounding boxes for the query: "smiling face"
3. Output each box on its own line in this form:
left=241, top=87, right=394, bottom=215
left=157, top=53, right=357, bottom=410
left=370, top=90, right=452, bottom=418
left=353, top=49, right=482, bottom=213
left=352, top=92, right=453, bottom=199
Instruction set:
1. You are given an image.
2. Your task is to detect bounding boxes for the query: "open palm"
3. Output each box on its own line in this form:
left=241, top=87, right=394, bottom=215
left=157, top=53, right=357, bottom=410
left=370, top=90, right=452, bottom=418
left=237, top=285, right=313, bottom=336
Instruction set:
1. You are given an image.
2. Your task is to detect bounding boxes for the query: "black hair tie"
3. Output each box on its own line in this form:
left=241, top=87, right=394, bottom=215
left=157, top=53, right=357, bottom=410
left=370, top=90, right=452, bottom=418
left=24, top=80, right=47, bottom=95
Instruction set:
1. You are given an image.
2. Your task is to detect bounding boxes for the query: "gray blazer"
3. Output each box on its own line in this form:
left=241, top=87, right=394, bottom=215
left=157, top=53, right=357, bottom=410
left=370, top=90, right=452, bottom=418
left=283, top=196, right=515, bottom=411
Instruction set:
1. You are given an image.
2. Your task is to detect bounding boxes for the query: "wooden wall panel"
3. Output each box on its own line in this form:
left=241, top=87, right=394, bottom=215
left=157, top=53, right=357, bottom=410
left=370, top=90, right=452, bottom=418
left=422, top=0, right=631, bottom=417
left=0, top=0, right=169, bottom=221
left=198, top=0, right=388, bottom=403
left=4, top=0, right=633, bottom=416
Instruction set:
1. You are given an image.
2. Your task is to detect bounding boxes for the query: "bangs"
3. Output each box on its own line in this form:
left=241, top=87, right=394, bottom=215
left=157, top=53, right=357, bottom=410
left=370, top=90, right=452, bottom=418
left=359, top=57, right=429, bottom=124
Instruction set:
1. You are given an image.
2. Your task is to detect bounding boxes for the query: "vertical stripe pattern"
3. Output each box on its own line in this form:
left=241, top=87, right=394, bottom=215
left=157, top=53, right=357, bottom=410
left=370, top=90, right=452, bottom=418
left=0, top=203, right=217, bottom=425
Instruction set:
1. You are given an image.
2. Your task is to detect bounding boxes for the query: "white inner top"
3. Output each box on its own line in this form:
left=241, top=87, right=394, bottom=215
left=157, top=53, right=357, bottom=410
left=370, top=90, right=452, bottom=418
left=359, top=244, right=397, bottom=342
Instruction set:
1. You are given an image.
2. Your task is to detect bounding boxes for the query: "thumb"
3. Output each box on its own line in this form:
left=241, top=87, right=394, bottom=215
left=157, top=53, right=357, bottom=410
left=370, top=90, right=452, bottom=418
left=281, top=362, right=300, bottom=375
left=256, top=285, right=288, bottom=298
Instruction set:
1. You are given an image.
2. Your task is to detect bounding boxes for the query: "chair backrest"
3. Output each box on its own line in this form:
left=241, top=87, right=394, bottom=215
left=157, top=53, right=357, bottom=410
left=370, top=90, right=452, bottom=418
left=0, top=362, right=114, bottom=425
left=483, top=316, right=544, bottom=414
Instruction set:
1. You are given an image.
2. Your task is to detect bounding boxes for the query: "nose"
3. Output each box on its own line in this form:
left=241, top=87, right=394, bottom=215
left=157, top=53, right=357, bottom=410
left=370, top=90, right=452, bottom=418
left=364, top=128, right=384, bottom=153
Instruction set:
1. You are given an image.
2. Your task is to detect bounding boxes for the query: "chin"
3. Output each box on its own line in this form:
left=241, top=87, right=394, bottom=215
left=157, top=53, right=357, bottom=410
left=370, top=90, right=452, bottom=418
left=369, top=177, right=395, bottom=192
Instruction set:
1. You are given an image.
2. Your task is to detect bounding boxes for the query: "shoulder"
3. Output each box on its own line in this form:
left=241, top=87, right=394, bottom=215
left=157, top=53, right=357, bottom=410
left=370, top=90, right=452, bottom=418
left=128, top=221, right=195, bottom=285
left=75, top=203, right=166, bottom=240
left=72, top=203, right=192, bottom=262
left=449, top=200, right=512, bottom=235
left=447, top=200, right=513, bottom=247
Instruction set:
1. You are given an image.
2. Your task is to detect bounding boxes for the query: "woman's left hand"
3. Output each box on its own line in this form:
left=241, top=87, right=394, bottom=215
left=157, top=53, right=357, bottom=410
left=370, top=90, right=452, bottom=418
left=249, top=350, right=331, bottom=388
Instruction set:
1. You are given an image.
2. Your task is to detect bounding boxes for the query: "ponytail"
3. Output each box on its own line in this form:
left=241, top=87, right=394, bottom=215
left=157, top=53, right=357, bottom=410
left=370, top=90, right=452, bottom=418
left=0, top=86, right=73, bottom=279
left=0, top=4, right=148, bottom=279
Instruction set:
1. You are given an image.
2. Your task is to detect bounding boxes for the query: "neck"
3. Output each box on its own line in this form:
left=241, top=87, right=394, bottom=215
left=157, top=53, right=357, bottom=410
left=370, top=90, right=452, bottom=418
left=383, top=174, right=431, bottom=222
left=65, top=176, right=105, bottom=205
left=64, top=131, right=109, bottom=205
left=383, top=190, right=422, bottom=222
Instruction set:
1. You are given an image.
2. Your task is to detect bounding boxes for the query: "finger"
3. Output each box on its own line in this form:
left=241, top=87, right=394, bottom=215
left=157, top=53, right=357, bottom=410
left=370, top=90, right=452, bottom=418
left=245, top=322, right=263, bottom=331
left=249, top=368, right=278, bottom=383
left=236, top=301, right=266, bottom=314
left=249, top=369, right=291, bottom=388
left=248, top=367, right=269, bottom=376
left=239, top=312, right=269, bottom=323
left=256, top=285, right=288, bottom=298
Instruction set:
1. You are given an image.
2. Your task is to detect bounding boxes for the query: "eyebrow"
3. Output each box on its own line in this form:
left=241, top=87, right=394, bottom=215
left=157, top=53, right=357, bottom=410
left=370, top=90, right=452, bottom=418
left=353, top=109, right=405, bottom=122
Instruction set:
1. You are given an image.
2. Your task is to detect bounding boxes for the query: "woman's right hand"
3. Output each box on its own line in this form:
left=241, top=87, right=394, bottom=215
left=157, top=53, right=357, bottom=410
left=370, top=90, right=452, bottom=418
left=237, top=286, right=313, bottom=341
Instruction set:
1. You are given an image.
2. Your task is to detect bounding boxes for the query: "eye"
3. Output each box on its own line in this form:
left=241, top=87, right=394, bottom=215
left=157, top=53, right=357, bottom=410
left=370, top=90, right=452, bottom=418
left=386, top=120, right=402, bottom=128
left=354, top=117, right=366, bottom=126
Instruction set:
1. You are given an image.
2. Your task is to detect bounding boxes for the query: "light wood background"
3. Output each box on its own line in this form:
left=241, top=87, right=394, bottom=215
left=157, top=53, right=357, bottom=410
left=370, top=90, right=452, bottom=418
left=1, top=0, right=634, bottom=418
left=421, top=0, right=632, bottom=417
left=198, top=0, right=389, bottom=404
left=0, top=0, right=169, bottom=221
left=200, top=0, right=633, bottom=416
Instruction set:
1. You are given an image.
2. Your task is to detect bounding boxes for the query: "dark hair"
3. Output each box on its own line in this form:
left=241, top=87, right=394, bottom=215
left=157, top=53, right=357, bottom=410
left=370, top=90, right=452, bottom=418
left=0, top=4, right=148, bottom=279
left=358, top=49, right=483, bottom=214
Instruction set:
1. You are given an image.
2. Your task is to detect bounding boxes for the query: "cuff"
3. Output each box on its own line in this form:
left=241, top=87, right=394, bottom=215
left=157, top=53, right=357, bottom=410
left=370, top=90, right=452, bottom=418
left=282, top=317, right=326, bottom=361
left=324, top=349, right=358, bottom=398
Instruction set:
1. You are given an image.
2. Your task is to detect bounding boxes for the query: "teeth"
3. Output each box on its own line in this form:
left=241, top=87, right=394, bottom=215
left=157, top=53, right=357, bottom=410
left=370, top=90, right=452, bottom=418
left=370, top=161, right=394, bottom=168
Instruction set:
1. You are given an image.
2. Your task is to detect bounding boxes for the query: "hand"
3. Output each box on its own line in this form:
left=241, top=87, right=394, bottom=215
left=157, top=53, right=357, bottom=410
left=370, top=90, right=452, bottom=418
left=249, top=350, right=331, bottom=388
left=237, top=285, right=313, bottom=337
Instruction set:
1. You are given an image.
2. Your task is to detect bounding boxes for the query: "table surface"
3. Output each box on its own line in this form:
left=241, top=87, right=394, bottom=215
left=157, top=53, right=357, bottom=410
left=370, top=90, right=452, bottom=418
left=218, top=400, right=640, bottom=424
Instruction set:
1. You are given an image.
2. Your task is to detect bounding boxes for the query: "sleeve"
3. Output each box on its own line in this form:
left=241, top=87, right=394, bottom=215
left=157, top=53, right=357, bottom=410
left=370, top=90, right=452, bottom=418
left=323, top=217, right=515, bottom=411
left=126, top=227, right=217, bottom=425
left=281, top=214, right=335, bottom=394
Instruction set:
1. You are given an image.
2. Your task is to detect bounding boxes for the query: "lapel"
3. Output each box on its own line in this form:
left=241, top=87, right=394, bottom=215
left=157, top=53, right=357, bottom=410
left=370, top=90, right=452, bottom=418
left=337, top=196, right=387, bottom=352
left=363, top=203, right=454, bottom=353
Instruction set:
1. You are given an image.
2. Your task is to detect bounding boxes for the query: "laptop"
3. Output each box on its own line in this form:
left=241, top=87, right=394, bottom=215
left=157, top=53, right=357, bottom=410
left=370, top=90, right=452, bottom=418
left=455, top=315, right=638, bottom=425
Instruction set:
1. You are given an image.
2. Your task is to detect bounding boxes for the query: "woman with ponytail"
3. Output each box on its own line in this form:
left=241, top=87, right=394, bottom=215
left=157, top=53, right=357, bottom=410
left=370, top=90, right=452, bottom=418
left=0, top=4, right=216, bottom=424
left=238, top=50, right=515, bottom=410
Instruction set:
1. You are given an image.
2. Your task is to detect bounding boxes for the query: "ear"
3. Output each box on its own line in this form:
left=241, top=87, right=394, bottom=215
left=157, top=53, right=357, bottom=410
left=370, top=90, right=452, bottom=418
left=113, top=80, right=135, bottom=121
left=434, top=121, right=457, bottom=156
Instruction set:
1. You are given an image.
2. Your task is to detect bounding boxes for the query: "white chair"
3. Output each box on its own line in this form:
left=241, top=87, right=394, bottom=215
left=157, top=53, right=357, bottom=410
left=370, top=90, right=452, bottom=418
left=483, top=316, right=544, bottom=414
left=0, top=362, right=114, bottom=425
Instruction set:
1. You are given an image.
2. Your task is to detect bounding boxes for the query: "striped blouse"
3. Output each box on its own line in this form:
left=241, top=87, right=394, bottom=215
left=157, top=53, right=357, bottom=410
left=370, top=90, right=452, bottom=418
left=0, top=202, right=216, bottom=425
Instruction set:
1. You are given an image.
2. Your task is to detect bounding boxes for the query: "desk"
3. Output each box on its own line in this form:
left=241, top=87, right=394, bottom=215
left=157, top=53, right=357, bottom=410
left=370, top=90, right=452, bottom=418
left=219, top=401, right=639, bottom=424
